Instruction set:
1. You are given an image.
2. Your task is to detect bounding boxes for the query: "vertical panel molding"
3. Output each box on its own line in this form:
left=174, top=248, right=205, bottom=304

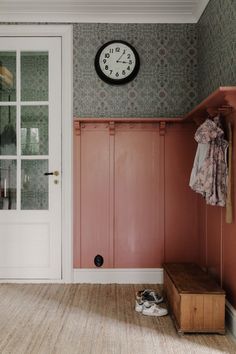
left=159, top=123, right=165, bottom=262
left=74, top=120, right=81, bottom=135
left=220, top=208, right=223, bottom=287
left=159, top=121, right=166, bottom=136
left=109, top=125, right=115, bottom=267
left=73, top=120, right=81, bottom=267
left=109, top=121, right=115, bottom=135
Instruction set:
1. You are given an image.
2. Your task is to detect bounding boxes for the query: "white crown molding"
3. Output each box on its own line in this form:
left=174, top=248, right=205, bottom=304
left=73, top=268, right=164, bottom=284
left=193, top=0, right=210, bottom=22
left=0, top=0, right=210, bottom=24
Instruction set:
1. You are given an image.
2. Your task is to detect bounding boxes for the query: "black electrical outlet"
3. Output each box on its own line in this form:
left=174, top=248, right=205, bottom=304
left=94, top=255, right=104, bottom=267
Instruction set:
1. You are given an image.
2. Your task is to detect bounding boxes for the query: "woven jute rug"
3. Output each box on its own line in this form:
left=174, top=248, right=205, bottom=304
left=0, top=284, right=235, bottom=354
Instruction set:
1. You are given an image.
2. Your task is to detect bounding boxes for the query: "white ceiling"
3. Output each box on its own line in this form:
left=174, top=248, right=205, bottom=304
left=0, top=0, right=210, bottom=23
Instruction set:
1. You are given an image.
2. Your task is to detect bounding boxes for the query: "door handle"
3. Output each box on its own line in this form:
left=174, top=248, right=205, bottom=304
left=44, top=171, right=59, bottom=176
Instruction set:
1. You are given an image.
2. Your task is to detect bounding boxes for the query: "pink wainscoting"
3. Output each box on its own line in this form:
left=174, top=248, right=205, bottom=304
left=73, top=122, right=80, bottom=268
left=198, top=196, right=207, bottom=268
left=74, top=108, right=236, bottom=307
left=164, top=123, right=199, bottom=263
left=114, top=124, right=162, bottom=268
left=222, top=109, right=236, bottom=307
left=197, top=108, right=236, bottom=308
left=222, top=213, right=236, bottom=307
left=74, top=123, right=112, bottom=268
left=206, top=205, right=222, bottom=283
left=74, top=120, right=200, bottom=269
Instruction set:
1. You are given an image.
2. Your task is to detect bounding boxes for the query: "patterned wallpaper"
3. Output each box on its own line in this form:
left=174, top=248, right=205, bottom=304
left=3, top=2, right=235, bottom=117
left=198, top=0, right=236, bottom=101
left=73, top=24, right=198, bottom=118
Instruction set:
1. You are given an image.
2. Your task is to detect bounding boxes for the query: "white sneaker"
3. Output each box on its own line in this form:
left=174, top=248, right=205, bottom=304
left=135, top=300, right=150, bottom=313
left=142, top=303, right=168, bottom=317
left=135, top=300, right=143, bottom=313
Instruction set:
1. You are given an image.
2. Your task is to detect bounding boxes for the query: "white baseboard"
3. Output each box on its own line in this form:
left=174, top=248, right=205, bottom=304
left=73, top=268, right=164, bottom=284
left=226, top=300, right=236, bottom=338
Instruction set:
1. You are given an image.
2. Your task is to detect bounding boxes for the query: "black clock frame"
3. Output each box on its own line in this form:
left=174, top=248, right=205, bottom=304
left=94, top=40, right=140, bottom=85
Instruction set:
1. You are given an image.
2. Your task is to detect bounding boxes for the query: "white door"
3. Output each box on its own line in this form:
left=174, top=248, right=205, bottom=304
left=0, top=37, right=61, bottom=279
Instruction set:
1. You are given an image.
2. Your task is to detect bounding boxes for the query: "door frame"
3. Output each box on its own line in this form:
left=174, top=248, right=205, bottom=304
left=0, top=25, right=73, bottom=282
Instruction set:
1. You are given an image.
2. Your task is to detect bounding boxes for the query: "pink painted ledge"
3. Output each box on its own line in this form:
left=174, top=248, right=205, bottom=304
left=73, top=118, right=185, bottom=137
left=184, top=86, right=236, bottom=123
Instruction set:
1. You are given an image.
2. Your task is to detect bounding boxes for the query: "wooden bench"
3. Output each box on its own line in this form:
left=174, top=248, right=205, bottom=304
left=163, top=263, right=225, bottom=334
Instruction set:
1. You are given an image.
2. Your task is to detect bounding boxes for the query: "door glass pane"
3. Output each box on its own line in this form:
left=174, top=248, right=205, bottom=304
left=21, top=106, right=48, bottom=155
left=0, top=52, right=16, bottom=102
left=0, top=106, right=16, bottom=155
left=21, top=52, right=48, bottom=102
left=21, top=160, right=48, bottom=210
left=0, top=160, right=16, bottom=210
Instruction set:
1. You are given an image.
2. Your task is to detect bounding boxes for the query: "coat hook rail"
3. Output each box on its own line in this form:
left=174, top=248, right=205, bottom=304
left=207, top=105, right=233, bottom=118
left=184, top=87, right=236, bottom=123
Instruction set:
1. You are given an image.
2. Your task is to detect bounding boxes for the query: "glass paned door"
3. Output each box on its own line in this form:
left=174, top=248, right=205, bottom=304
left=21, top=51, right=48, bottom=102
left=0, top=37, right=61, bottom=279
left=0, top=51, right=16, bottom=102
left=21, top=160, right=48, bottom=210
left=0, top=52, right=16, bottom=210
left=21, top=105, right=48, bottom=155
left=0, top=160, right=16, bottom=210
left=0, top=106, right=16, bottom=156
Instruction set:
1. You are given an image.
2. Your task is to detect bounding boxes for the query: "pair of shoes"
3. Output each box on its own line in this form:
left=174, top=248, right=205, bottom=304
left=135, top=300, right=168, bottom=317
left=135, top=289, right=168, bottom=317
left=136, top=289, right=163, bottom=305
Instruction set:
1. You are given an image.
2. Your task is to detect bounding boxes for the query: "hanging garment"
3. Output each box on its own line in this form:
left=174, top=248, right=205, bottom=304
left=189, top=117, right=228, bottom=207
left=226, top=121, right=233, bottom=223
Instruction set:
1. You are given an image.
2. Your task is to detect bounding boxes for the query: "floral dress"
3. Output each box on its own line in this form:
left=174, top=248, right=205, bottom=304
left=189, top=117, right=228, bottom=207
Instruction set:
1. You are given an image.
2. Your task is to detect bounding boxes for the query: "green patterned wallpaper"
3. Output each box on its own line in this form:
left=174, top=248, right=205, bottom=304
left=73, top=24, right=198, bottom=118
left=2, top=1, right=235, bottom=117
left=198, top=0, right=236, bottom=100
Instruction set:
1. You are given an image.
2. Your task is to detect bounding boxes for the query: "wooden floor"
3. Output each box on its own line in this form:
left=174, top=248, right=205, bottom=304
left=0, top=284, right=235, bottom=354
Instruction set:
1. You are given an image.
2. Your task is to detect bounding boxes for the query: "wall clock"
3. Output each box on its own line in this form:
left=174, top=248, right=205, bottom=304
left=95, top=40, right=140, bottom=85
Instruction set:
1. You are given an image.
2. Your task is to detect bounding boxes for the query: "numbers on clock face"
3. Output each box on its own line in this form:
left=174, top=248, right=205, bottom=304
left=99, top=43, right=136, bottom=80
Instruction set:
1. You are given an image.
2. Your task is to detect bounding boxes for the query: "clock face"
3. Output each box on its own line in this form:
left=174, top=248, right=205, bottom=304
left=95, top=41, right=140, bottom=85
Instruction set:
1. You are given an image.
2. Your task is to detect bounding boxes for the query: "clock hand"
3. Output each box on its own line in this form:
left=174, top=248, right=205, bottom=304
left=116, top=52, right=124, bottom=63
left=117, top=61, right=130, bottom=64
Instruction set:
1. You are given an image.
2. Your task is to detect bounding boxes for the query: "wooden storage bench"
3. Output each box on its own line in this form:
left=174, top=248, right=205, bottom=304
left=163, top=263, right=225, bottom=334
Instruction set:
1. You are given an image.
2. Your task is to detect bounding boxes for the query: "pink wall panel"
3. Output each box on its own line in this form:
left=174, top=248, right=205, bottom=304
left=74, top=120, right=200, bottom=271
left=114, top=125, right=162, bottom=268
left=73, top=115, right=236, bottom=310
left=73, top=125, right=80, bottom=268
left=206, top=205, right=222, bottom=283
left=164, top=124, right=199, bottom=263
left=197, top=110, right=236, bottom=308
left=80, top=125, right=111, bottom=268
left=198, top=196, right=207, bottom=268
left=222, top=218, right=236, bottom=307
left=222, top=115, right=236, bottom=307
